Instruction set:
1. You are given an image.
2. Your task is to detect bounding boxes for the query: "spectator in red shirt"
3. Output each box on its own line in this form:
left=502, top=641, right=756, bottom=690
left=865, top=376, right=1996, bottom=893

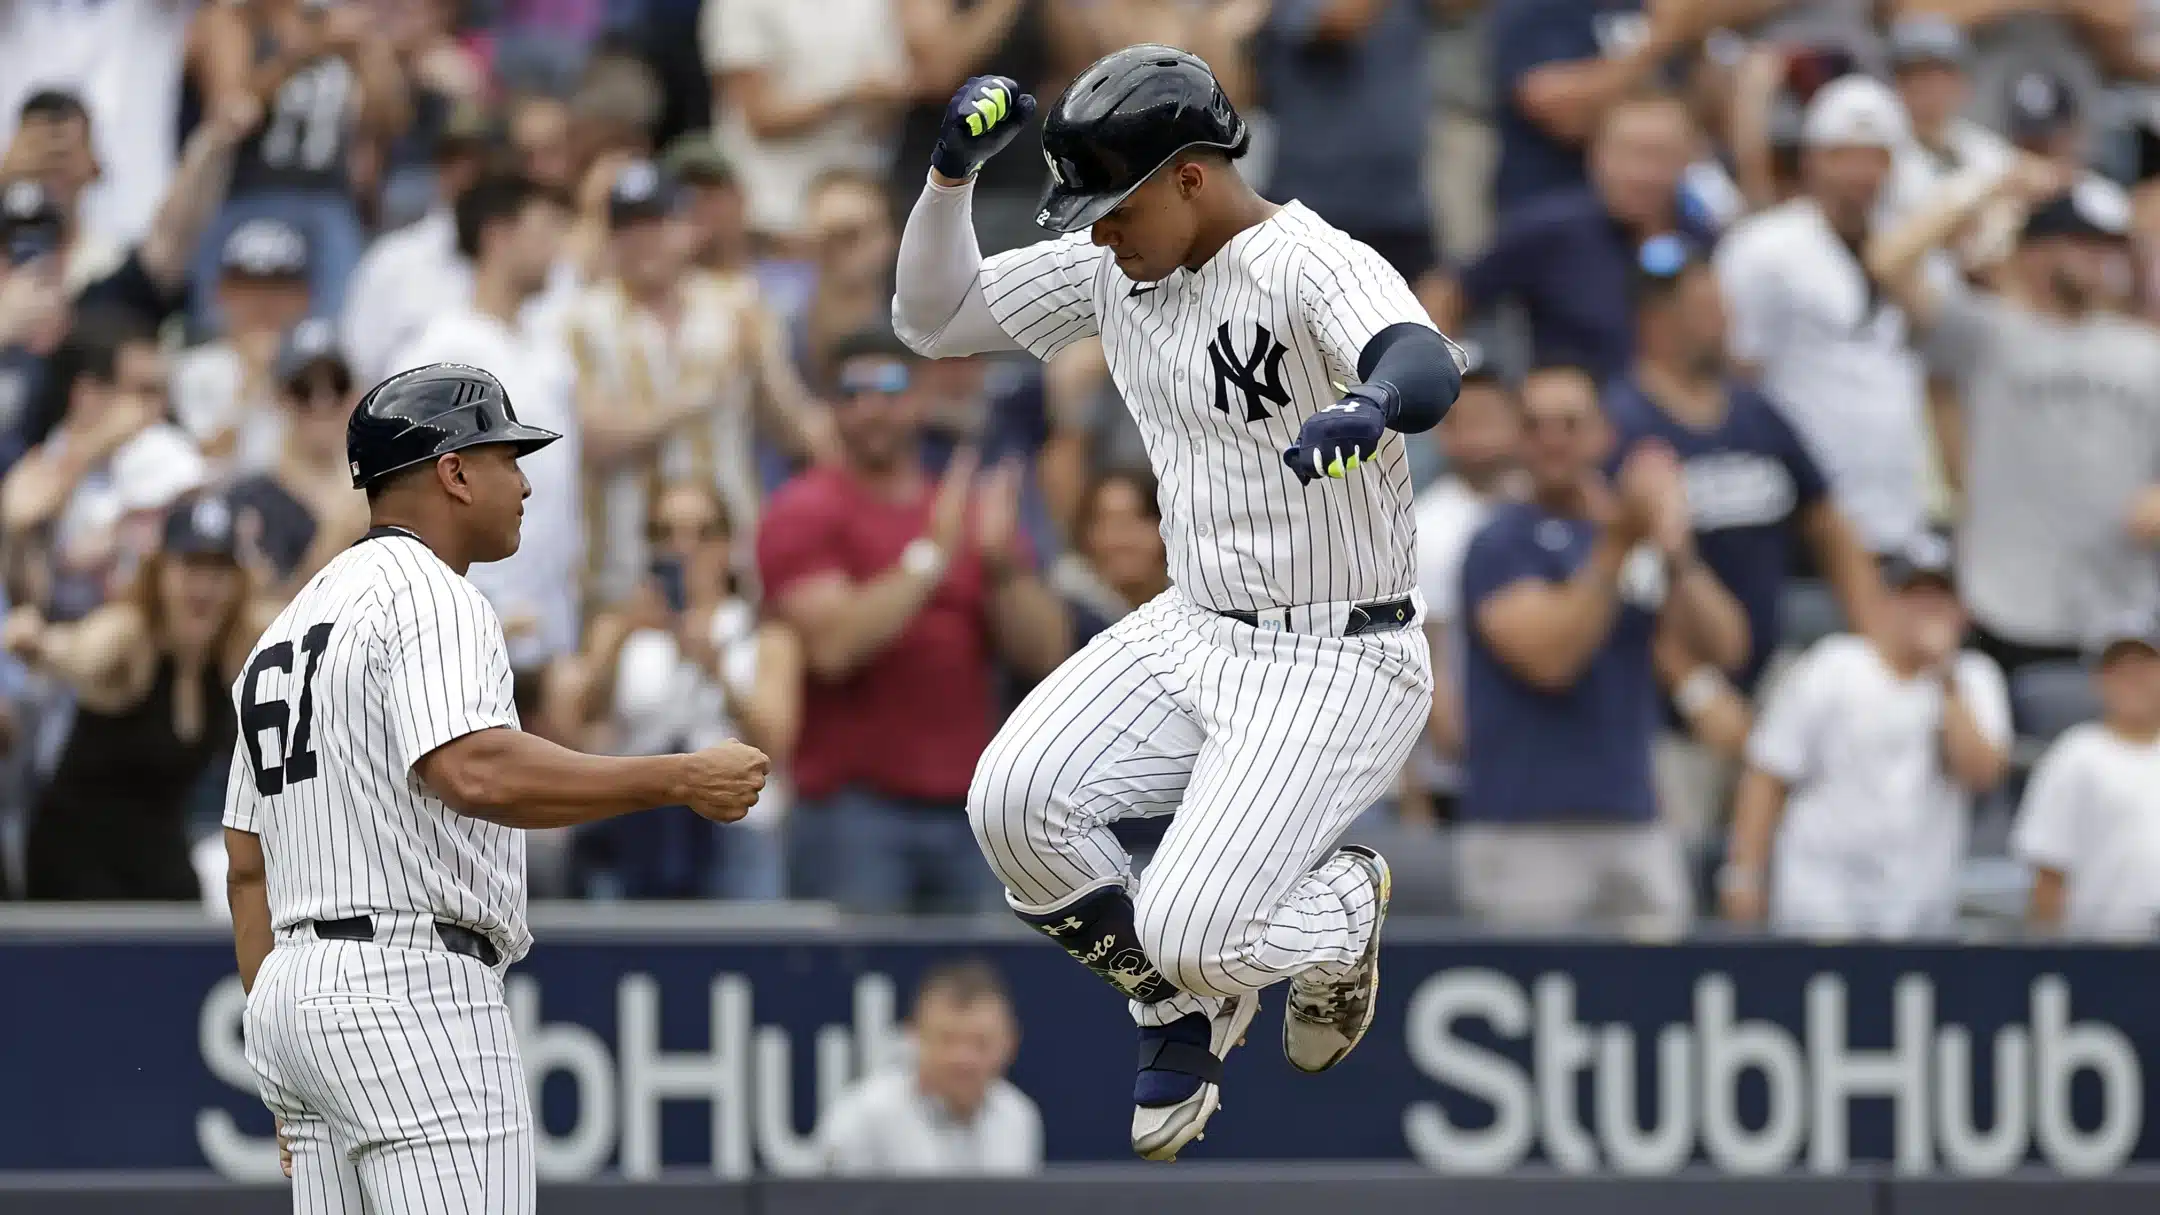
left=757, top=326, right=1068, bottom=913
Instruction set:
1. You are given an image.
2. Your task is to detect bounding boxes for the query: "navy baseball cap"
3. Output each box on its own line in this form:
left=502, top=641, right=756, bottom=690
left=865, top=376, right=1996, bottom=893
left=607, top=160, right=681, bottom=227
left=221, top=217, right=310, bottom=279
left=276, top=318, right=352, bottom=390
left=163, top=492, right=240, bottom=560
left=2022, top=180, right=2131, bottom=243
left=1880, top=531, right=1956, bottom=591
left=2007, top=71, right=2078, bottom=142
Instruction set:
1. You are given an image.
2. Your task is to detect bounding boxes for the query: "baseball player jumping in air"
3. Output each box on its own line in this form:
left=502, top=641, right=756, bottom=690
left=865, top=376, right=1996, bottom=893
left=221, top=363, right=770, bottom=1213
left=893, top=46, right=1466, bottom=1161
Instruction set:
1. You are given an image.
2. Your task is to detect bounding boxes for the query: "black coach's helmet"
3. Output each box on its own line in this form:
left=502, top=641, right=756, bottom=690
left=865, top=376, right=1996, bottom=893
left=346, top=363, right=560, bottom=489
left=1036, top=44, right=1249, bottom=234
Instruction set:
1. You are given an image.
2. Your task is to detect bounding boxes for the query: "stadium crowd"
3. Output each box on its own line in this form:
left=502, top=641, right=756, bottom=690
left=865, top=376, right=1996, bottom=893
left=1, top=0, right=2158, bottom=942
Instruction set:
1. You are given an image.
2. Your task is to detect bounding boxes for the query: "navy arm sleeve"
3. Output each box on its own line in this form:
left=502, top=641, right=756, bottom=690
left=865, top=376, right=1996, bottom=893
left=1359, top=322, right=1463, bottom=435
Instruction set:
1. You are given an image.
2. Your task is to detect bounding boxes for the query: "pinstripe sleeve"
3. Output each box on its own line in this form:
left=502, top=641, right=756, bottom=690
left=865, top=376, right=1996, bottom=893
left=980, top=233, right=1103, bottom=362
left=220, top=742, right=261, bottom=832
left=1294, top=239, right=1443, bottom=388
left=380, top=567, right=519, bottom=773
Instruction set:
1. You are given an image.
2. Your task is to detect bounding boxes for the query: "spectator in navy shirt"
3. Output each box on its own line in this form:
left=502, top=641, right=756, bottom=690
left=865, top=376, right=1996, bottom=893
left=1605, top=235, right=1886, bottom=859
left=1444, top=93, right=1715, bottom=380
left=1256, top=0, right=1441, bottom=304
left=1459, top=364, right=1748, bottom=933
left=1489, top=0, right=1736, bottom=210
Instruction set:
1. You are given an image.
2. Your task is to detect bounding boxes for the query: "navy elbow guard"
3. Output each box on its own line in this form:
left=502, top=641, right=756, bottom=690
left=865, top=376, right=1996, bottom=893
left=1356, top=323, right=1463, bottom=434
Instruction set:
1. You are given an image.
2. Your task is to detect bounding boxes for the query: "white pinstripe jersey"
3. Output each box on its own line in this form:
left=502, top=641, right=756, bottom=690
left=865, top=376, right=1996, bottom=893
left=981, top=201, right=1433, bottom=612
left=221, top=530, right=531, bottom=962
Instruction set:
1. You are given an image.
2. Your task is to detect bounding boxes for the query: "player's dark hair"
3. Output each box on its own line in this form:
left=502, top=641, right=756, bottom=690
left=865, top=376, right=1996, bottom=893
left=19, top=89, right=88, bottom=127
left=453, top=170, right=568, bottom=261
left=912, top=957, right=1011, bottom=1016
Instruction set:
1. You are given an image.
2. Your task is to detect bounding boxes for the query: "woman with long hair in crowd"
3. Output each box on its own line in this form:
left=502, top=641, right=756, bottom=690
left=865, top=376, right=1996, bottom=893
left=1050, top=467, right=1170, bottom=647
left=6, top=493, right=274, bottom=899
left=563, top=480, right=802, bottom=899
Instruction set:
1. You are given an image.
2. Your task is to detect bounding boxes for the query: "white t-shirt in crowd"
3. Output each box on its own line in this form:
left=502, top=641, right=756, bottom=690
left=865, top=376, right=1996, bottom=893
left=396, top=306, right=583, bottom=668
left=701, top=0, right=908, bottom=238
left=169, top=341, right=285, bottom=478
left=1715, top=199, right=1929, bottom=554
left=613, top=598, right=789, bottom=827
left=342, top=210, right=582, bottom=388
left=2011, top=722, right=2160, bottom=940
left=813, top=1066, right=1042, bottom=1177
left=1409, top=476, right=1491, bottom=794
left=1747, top=633, right=2011, bottom=938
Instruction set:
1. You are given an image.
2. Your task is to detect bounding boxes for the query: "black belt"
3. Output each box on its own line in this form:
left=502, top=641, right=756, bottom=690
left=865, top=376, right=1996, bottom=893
left=1218, top=595, right=1416, bottom=637
left=310, top=915, right=501, bottom=968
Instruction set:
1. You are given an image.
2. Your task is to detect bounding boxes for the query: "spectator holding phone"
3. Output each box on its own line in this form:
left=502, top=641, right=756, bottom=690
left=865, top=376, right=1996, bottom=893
left=186, top=0, right=413, bottom=324
left=564, top=482, right=803, bottom=899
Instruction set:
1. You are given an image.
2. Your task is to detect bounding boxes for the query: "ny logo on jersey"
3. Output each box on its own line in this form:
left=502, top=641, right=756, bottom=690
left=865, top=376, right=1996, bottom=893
left=1207, top=323, right=1291, bottom=423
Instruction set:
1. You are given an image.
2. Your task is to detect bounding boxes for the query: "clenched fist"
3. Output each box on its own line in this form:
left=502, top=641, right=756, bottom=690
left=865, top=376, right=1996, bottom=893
left=678, top=740, right=771, bottom=823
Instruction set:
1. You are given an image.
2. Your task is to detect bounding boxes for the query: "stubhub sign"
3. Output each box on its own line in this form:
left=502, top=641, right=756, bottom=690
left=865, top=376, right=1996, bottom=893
left=1, top=927, right=2155, bottom=1174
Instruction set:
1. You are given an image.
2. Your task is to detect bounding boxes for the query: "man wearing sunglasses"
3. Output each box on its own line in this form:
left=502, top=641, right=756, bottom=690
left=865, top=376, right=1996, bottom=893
left=755, top=325, right=1068, bottom=917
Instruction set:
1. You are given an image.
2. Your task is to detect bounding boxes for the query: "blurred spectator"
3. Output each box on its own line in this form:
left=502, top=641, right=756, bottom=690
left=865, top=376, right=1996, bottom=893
left=5, top=94, right=253, bottom=324
left=374, top=0, right=491, bottom=229
left=665, top=133, right=751, bottom=275
left=1404, top=347, right=1521, bottom=825
left=1457, top=366, right=1746, bottom=933
left=1444, top=92, right=1711, bottom=380
left=701, top=0, right=913, bottom=248
left=185, top=0, right=412, bottom=325
left=1910, top=0, right=2117, bottom=167
left=2014, top=619, right=2160, bottom=940
left=567, top=482, right=802, bottom=898
left=1887, top=19, right=2008, bottom=217
left=1049, top=466, right=1168, bottom=647
left=566, top=160, right=828, bottom=602
left=1869, top=160, right=2160, bottom=679
left=889, top=0, right=1056, bottom=257
left=398, top=172, right=582, bottom=670
left=1488, top=0, right=1733, bottom=210
left=339, top=102, right=501, bottom=386
left=1716, top=75, right=1926, bottom=555
left=0, top=309, right=179, bottom=621
left=1256, top=0, right=1440, bottom=308
left=0, top=191, right=73, bottom=477
left=1724, top=535, right=2011, bottom=937
left=511, top=93, right=581, bottom=195
left=6, top=493, right=267, bottom=899
left=756, top=326, right=1066, bottom=914
left=169, top=217, right=314, bottom=477
left=814, top=957, right=1042, bottom=1175
left=1605, top=236, right=1882, bottom=849
left=227, top=319, right=368, bottom=596
left=793, top=170, right=901, bottom=387
left=0, top=0, right=189, bottom=246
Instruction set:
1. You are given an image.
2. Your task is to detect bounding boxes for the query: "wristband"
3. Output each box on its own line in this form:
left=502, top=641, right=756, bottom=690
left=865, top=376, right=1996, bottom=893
left=901, top=537, right=947, bottom=582
left=1673, top=666, right=1728, bottom=718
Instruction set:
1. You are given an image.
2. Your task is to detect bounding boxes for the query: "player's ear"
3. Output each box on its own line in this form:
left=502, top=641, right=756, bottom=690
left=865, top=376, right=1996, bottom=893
left=437, top=453, right=475, bottom=505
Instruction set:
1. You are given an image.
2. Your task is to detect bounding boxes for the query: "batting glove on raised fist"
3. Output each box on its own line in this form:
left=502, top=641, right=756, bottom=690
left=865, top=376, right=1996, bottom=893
left=1285, top=386, right=1390, bottom=484
left=931, top=76, right=1036, bottom=181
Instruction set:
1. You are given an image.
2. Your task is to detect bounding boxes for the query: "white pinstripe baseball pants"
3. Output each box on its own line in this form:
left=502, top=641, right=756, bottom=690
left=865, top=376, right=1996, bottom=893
left=970, top=587, right=1430, bottom=1024
left=244, top=918, right=534, bottom=1213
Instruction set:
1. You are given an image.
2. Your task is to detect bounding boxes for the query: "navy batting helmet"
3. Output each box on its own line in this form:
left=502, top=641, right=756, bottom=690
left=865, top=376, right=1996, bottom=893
left=1036, top=44, right=1248, bottom=234
left=346, top=363, right=560, bottom=489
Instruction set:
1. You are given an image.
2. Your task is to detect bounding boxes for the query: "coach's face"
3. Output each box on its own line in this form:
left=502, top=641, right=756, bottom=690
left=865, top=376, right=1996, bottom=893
left=1088, top=163, right=1204, bottom=283
left=453, top=444, right=532, bottom=562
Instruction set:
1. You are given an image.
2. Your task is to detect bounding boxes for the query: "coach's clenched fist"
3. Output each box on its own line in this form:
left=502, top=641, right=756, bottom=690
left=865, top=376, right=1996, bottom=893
left=679, top=740, right=771, bottom=823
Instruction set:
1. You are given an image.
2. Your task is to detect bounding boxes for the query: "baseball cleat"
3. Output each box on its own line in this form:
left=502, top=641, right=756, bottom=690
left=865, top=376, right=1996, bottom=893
left=1283, top=844, right=1390, bottom=1073
left=1130, top=993, right=1259, bottom=1162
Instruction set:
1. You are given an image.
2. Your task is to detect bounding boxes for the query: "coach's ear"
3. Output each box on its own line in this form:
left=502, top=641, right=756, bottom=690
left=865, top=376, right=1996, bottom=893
left=436, top=452, right=475, bottom=505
